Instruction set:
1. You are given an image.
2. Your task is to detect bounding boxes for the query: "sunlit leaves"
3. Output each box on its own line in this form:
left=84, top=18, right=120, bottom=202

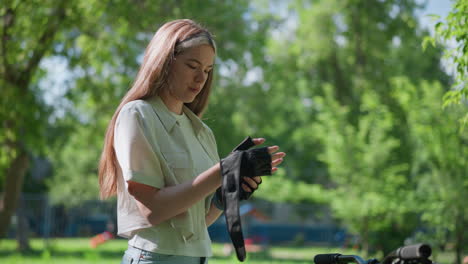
left=425, top=0, right=467, bottom=123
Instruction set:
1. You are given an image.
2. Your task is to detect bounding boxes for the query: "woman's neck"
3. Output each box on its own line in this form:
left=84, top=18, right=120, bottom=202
left=159, top=90, right=183, bottom=115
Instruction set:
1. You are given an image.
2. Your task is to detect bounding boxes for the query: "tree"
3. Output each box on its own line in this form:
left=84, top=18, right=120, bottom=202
left=1, top=0, right=72, bottom=249
left=392, top=77, right=468, bottom=264
left=312, top=85, right=415, bottom=254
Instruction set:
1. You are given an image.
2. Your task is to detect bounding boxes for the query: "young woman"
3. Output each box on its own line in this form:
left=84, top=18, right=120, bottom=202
left=98, top=19, right=285, bottom=264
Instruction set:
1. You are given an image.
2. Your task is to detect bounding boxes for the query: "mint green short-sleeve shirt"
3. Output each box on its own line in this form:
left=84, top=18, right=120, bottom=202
left=114, top=96, right=220, bottom=257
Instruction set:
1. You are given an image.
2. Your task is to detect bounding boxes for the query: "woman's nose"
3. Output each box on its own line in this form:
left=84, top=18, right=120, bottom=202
left=194, top=69, right=205, bottom=83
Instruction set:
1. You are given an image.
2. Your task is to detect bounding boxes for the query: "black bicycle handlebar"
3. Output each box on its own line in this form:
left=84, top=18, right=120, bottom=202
left=314, top=254, right=369, bottom=264
left=314, top=254, right=341, bottom=264
left=314, top=244, right=432, bottom=264
left=398, top=244, right=431, bottom=259
left=382, top=244, right=432, bottom=264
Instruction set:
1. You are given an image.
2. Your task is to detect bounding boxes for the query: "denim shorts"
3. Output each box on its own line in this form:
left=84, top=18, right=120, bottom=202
left=121, top=245, right=207, bottom=264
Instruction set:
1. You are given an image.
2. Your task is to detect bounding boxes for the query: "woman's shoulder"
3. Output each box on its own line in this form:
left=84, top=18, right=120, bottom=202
left=117, top=100, right=158, bottom=126
left=120, top=99, right=154, bottom=114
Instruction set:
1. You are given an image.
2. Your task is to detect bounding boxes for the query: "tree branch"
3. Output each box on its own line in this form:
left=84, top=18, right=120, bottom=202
left=21, top=2, right=68, bottom=87
left=1, top=0, right=25, bottom=82
left=1, top=7, right=15, bottom=80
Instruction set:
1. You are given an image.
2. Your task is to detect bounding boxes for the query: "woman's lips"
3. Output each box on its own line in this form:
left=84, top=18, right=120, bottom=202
left=189, top=87, right=201, bottom=93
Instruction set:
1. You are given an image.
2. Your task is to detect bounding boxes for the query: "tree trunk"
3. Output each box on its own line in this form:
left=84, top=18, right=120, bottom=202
left=454, top=210, right=464, bottom=264
left=0, top=146, right=29, bottom=238
left=16, top=197, right=31, bottom=252
left=330, top=50, right=350, bottom=105
left=361, top=217, right=370, bottom=255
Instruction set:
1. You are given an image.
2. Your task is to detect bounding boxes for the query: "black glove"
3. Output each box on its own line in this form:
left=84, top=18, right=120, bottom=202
left=219, top=137, right=272, bottom=262
left=240, top=147, right=271, bottom=177
left=214, top=137, right=267, bottom=206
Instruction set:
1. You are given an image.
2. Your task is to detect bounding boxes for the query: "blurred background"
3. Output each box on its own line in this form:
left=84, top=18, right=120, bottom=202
left=1, top=0, right=467, bottom=263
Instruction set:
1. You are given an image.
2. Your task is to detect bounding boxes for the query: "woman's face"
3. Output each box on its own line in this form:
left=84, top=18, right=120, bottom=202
left=163, top=44, right=215, bottom=112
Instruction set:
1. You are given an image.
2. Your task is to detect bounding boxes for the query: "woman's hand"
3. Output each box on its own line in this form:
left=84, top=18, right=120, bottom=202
left=241, top=138, right=286, bottom=192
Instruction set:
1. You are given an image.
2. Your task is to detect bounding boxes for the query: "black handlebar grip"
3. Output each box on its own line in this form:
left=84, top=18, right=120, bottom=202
left=314, top=254, right=341, bottom=264
left=397, top=244, right=432, bottom=259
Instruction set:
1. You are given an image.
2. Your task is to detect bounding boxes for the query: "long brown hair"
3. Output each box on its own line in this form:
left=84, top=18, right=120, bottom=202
left=98, top=19, right=216, bottom=199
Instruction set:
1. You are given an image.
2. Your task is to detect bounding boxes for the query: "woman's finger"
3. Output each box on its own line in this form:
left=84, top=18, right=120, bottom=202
left=272, top=158, right=284, bottom=167
left=241, top=183, right=252, bottom=192
left=271, top=152, right=286, bottom=161
left=268, top=146, right=279, bottom=154
left=252, top=176, right=262, bottom=184
left=243, top=177, right=258, bottom=190
left=252, top=138, right=265, bottom=145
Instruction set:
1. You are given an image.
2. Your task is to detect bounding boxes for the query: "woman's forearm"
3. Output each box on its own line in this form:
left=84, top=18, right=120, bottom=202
left=129, top=163, right=222, bottom=226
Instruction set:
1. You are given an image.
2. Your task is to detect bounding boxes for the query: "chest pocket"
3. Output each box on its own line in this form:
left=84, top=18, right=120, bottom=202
left=162, top=152, right=194, bottom=183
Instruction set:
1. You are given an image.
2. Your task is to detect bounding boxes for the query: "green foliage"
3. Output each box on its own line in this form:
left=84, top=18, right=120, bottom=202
left=424, top=0, right=468, bottom=122
left=242, top=0, right=454, bottom=255
left=47, top=123, right=103, bottom=205
left=311, top=84, right=415, bottom=253
left=392, top=77, right=468, bottom=254
left=254, top=168, right=329, bottom=204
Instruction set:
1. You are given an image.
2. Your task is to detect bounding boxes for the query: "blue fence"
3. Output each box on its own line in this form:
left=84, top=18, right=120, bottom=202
left=11, top=194, right=346, bottom=246
left=208, top=222, right=346, bottom=245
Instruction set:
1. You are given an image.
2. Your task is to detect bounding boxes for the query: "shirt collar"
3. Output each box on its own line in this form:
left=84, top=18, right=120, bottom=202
left=149, top=96, right=204, bottom=135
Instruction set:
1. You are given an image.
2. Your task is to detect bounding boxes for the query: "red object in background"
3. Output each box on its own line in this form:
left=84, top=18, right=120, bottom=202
left=248, top=208, right=270, bottom=221
left=90, top=231, right=114, bottom=248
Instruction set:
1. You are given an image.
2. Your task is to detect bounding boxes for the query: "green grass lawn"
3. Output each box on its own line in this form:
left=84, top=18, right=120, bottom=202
left=0, top=238, right=456, bottom=264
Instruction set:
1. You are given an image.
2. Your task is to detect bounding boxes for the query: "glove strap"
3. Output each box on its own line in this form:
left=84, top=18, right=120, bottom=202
left=220, top=151, right=246, bottom=261
left=219, top=137, right=273, bottom=262
left=232, top=136, right=256, bottom=151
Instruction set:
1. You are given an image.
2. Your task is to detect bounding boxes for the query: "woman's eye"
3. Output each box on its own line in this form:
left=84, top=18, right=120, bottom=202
left=186, top=64, right=196, bottom=69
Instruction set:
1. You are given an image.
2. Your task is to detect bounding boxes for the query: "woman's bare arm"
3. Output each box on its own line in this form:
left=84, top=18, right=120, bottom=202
left=127, top=143, right=285, bottom=226
left=128, top=163, right=222, bottom=226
